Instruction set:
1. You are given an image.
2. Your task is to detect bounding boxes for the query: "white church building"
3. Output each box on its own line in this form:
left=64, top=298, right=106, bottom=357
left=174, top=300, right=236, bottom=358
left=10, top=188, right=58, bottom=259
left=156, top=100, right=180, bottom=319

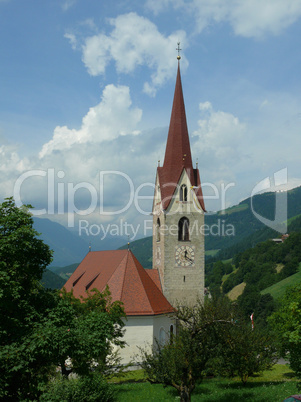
left=63, top=57, right=206, bottom=364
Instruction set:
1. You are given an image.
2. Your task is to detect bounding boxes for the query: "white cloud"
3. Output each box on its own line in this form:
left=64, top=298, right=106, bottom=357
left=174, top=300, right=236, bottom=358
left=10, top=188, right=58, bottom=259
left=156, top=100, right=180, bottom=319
left=13, top=125, right=165, bottom=231
left=0, top=145, right=31, bottom=199
left=191, top=101, right=248, bottom=210
left=81, top=12, right=188, bottom=95
left=220, top=0, right=301, bottom=38
left=146, top=0, right=184, bottom=15
left=147, top=0, right=301, bottom=38
left=191, top=92, right=301, bottom=211
left=64, top=33, right=77, bottom=50
left=39, top=84, right=142, bottom=158
left=62, top=0, right=77, bottom=11
left=193, top=101, right=246, bottom=173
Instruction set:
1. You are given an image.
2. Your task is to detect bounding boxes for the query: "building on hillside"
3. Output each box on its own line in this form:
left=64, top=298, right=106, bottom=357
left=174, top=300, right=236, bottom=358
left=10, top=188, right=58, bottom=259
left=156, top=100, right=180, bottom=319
left=63, top=56, right=206, bottom=364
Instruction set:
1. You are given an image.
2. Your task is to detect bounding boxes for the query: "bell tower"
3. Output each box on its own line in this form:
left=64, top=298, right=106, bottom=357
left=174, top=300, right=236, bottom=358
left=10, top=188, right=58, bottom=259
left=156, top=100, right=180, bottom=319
left=152, top=57, right=205, bottom=306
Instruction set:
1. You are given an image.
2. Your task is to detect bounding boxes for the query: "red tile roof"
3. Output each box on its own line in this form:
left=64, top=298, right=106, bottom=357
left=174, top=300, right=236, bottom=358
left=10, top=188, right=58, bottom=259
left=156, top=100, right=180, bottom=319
left=63, top=250, right=174, bottom=316
left=158, top=62, right=205, bottom=212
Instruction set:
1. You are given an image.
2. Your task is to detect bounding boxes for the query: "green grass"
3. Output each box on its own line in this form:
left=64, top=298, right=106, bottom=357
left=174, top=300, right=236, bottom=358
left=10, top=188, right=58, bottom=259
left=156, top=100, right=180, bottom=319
left=218, top=203, right=249, bottom=215
left=109, top=369, right=145, bottom=383
left=286, top=213, right=301, bottom=225
left=261, top=263, right=301, bottom=300
left=222, top=267, right=237, bottom=284
left=221, top=258, right=232, bottom=264
left=113, top=365, right=298, bottom=401
left=205, top=249, right=220, bottom=257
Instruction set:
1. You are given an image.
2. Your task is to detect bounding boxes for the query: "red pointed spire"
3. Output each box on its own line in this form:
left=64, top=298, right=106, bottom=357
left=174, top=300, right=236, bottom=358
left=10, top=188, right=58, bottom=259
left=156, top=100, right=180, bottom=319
left=163, top=62, right=193, bottom=170
left=157, top=61, right=206, bottom=212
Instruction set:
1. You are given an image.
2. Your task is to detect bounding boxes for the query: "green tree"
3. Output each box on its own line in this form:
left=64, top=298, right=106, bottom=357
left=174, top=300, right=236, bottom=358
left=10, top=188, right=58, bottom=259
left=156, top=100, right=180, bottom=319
left=0, top=198, right=126, bottom=400
left=0, top=198, right=53, bottom=400
left=36, top=287, right=126, bottom=378
left=236, top=285, right=276, bottom=328
left=269, top=283, right=301, bottom=379
left=139, top=297, right=235, bottom=402
left=216, top=323, right=278, bottom=384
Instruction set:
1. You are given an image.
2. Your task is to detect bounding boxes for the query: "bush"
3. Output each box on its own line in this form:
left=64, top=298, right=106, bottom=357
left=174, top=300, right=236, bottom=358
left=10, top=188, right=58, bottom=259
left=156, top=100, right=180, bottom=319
left=40, top=373, right=116, bottom=402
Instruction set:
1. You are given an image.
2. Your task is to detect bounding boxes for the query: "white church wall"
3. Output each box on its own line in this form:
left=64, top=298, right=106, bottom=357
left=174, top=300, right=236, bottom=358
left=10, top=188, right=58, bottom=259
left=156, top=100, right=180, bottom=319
left=117, top=314, right=176, bottom=365
left=119, top=315, right=154, bottom=365
left=153, top=314, right=175, bottom=347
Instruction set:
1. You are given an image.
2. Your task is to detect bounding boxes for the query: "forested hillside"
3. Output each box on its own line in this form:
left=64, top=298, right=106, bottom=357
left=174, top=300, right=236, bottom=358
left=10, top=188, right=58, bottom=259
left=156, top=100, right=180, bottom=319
left=207, top=216, right=301, bottom=293
left=41, top=269, right=66, bottom=289
left=205, top=186, right=301, bottom=254
left=117, top=186, right=301, bottom=268
left=206, top=219, right=301, bottom=327
left=41, top=263, right=80, bottom=289
left=118, top=236, right=153, bottom=268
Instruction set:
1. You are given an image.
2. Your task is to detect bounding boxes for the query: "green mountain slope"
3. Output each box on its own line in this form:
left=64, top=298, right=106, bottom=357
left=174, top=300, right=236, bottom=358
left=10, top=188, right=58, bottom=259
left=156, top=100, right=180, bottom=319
left=117, top=186, right=301, bottom=268
left=33, top=217, right=89, bottom=267
left=205, top=216, right=301, bottom=299
left=119, top=237, right=153, bottom=268
left=212, top=210, right=301, bottom=263
left=41, top=269, right=66, bottom=289
left=49, top=263, right=79, bottom=281
left=205, top=186, right=301, bottom=253
left=261, top=262, right=301, bottom=300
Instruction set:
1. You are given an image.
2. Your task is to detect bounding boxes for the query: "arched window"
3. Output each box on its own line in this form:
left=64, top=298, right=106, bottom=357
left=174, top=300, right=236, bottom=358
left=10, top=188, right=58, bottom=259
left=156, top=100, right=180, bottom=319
left=178, top=217, right=189, bottom=241
left=170, top=325, right=174, bottom=344
left=156, top=218, right=161, bottom=242
left=180, top=184, right=188, bottom=202
left=159, top=327, right=166, bottom=345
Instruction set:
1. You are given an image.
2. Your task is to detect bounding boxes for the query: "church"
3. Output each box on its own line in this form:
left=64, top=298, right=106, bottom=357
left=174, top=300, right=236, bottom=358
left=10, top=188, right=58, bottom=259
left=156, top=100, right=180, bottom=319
left=63, top=56, right=205, bottom=364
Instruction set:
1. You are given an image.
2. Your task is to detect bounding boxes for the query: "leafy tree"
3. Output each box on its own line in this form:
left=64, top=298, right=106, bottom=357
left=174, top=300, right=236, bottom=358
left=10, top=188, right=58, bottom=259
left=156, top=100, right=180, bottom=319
left=224, top=262, right=233, bottom=275
left=0, top=198, right=126, bottom=400
left=269, top=283, right=301, bottom=379
left=0, top=198, right=53, bottom=343
left=0, top=198, right=53, bottom=399
left=36, top=287, right=126, bottom=378
left=236, top=285, right=276, bottom=328
left=139, top=297, right=235, bottom=402
left=216, top=323, right=278, bottom=384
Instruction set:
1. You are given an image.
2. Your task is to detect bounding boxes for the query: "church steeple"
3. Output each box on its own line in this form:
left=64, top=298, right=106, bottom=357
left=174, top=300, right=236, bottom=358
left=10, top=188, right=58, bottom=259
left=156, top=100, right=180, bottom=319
left=163, top=63, right=193, bottom=171
left=152, top=56, right=205, bottom=306
left=156, top=61, right=205, bottom=212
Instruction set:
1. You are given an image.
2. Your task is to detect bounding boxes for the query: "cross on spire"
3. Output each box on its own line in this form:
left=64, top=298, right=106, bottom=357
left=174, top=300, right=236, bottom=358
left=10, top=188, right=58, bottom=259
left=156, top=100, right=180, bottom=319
left=176, top=42, right=181, bottom=60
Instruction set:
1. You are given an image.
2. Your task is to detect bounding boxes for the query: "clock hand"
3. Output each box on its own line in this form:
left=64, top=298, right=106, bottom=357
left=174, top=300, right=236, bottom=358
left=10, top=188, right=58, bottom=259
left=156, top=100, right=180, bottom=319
left=183, top=251, right=192, bottom=261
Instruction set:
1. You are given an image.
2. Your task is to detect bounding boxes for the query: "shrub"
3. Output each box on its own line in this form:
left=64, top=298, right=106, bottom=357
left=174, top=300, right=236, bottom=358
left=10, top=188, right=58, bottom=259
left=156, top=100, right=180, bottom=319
left=40, top=373, right=116, bottom=402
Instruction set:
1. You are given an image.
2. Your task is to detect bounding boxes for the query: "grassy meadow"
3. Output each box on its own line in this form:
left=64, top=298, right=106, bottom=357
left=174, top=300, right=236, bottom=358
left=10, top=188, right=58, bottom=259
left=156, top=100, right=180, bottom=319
left=261, top=263, right=301, bottom=300
left=111, top=364, right=299, bottom=401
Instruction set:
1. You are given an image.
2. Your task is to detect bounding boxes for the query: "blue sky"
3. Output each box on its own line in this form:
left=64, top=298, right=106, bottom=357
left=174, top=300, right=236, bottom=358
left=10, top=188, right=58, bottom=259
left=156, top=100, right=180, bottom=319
left=1, top=0, right=301, bottom=235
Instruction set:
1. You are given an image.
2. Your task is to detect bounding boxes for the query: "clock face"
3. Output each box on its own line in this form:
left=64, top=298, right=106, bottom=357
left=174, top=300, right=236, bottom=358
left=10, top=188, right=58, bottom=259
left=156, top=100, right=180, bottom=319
left=156, top=247, right=161, bottom=265
left=175, top=245, right=195, bottom=267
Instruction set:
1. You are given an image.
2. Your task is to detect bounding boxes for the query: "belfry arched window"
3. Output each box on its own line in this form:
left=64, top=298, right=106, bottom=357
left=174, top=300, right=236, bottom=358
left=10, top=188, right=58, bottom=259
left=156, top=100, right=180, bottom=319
left=180, top=184, right=188, bottom=202
left=178, top=217, right=189, bottom=241
left=156, top=218, right=161, bottom=242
